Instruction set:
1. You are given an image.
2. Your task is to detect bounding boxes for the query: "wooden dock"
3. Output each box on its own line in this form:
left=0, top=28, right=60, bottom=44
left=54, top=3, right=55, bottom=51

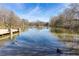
left=0, top=29, right=18, bottom=35
left=0, top=28, right=21, bottom=39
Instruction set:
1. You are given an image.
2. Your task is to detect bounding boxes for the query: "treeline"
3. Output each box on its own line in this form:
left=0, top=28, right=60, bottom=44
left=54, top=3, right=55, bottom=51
left=50, top=4, right=79, bottom=33
left=29, top=21, right=49, bottom=27
left=0, top=8, right=29, bottom=29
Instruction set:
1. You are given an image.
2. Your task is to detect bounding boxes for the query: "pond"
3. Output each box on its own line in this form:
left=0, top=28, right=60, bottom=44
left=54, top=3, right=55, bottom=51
left=0, top=27, right=77, bottom=56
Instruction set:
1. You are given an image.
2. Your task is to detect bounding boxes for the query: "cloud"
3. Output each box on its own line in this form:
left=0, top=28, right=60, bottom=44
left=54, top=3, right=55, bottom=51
left=19, top=4, right=67, bottom=22
left=19, top=5, right=45, bottom=22
left=0, top=3, right=70, bottom=22
left=45, top=3, right=70, bottom=17
left=14, top=3, right=25, bottom=10
left=19, top=3, right=70, bottom=22
left=25, top=4, right=45, bottom=18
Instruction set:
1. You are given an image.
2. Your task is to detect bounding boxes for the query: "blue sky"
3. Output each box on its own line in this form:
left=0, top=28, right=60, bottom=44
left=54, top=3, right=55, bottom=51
left=0, top=3, right=69, bottom=22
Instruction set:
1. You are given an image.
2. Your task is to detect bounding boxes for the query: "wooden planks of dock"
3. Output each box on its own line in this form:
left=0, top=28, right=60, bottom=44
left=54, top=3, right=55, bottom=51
left=0, top=28, right=21, bottom=39
left=0, top=29, right=18, bottom=35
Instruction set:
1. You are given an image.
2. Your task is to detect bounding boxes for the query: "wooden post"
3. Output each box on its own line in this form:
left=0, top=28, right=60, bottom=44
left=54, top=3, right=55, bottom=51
left=8, top=28, right=13, bottom=39
left=18, top=28, right=21, bottom=35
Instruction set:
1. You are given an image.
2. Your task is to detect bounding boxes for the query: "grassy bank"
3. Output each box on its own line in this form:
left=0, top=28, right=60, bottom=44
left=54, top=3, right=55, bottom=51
left=50, top=27, right=79, bottom=34
left=50, top=27, right=79, bottom=41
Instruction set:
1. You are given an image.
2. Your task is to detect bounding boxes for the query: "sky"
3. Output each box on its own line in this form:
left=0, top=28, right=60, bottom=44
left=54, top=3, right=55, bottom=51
left=0, top=3, right=69, bottom=22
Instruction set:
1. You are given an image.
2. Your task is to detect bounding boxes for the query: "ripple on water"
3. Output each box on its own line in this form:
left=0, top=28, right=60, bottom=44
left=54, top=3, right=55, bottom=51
left=0, top=28, right=65, bottom=56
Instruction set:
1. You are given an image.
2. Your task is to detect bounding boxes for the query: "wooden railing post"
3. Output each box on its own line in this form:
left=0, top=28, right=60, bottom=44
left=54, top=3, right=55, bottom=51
left=18, top=28, right=21, bottom=35
left=8, top=28, right=13, bottom=39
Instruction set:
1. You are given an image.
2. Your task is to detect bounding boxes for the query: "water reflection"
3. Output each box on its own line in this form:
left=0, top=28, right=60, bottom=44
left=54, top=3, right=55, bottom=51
left=50, top=28, right=79, bottom=55
left=0, top=27, right=66, bottom=56
left=0, top=33, right=19, bottom=47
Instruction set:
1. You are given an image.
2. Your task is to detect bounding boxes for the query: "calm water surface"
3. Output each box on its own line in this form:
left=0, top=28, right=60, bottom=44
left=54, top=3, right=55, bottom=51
left=0, top=28, right=66, bottom=56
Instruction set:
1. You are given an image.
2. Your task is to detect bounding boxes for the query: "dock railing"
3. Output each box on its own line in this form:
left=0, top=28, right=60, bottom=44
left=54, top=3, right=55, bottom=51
left=0, top=28, right=21, bottom=39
